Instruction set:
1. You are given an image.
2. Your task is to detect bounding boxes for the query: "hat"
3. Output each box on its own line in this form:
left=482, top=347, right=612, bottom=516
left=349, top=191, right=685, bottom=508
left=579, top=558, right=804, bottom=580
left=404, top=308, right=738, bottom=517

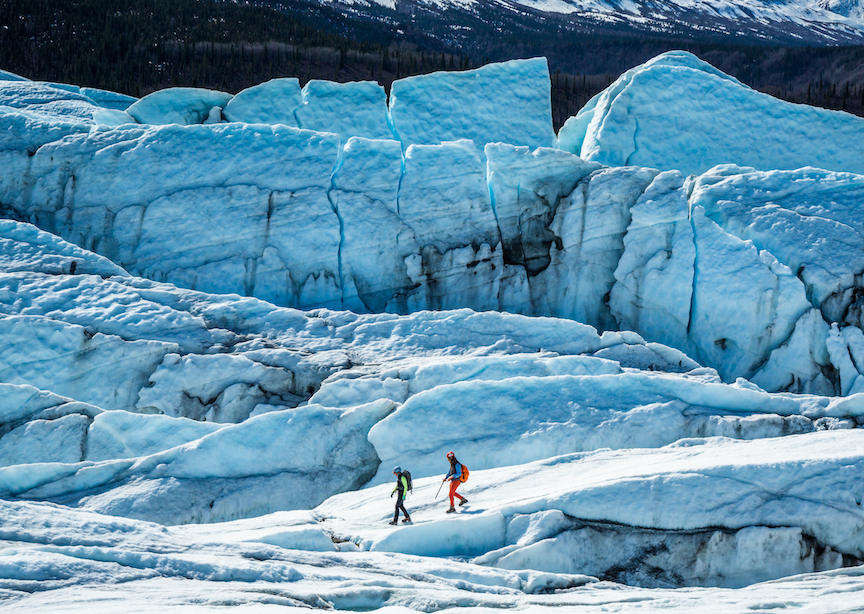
left=446, top=451, right=455, bottom=459
left=393, top=466, right=402, bottom=473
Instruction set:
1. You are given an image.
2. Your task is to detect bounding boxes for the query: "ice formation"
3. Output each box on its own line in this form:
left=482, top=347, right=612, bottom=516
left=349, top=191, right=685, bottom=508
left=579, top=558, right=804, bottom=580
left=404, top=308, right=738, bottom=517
left=3, top=53, right=862, bottom=395
left=558, top=52, right=864, bottom=176
left=388, top=58, right=556, bottom=148
left=1, top=54, right=864, bottom=611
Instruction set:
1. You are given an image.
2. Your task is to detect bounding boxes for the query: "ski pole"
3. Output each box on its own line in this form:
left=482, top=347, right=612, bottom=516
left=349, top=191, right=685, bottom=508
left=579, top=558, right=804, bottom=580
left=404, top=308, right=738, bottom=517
left=435, top=479, right=445, bottom=499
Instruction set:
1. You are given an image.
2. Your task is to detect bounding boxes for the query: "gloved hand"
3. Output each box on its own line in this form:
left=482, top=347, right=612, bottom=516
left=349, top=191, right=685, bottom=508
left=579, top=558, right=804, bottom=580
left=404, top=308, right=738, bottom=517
left=390, top=491, right=394, bottom=498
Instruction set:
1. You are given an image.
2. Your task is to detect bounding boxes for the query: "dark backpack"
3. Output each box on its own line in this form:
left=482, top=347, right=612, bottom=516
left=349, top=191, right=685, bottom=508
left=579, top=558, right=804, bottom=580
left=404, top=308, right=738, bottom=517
left=402, top=470, right=412, bottom=493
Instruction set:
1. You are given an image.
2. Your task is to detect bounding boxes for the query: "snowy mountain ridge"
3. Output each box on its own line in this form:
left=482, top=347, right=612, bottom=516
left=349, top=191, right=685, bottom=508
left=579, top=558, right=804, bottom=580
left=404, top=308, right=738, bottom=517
left=322, top=0, right=864, bottom=45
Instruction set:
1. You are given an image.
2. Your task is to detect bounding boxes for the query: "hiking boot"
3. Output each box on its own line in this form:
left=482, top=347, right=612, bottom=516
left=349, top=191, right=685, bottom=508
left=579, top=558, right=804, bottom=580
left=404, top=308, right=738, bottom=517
left=446, top=506, right=456, bottom=513
left=388, top=520, right=398, bottom=525
left=402, top=517, right=411, bottom=523
left=458, top=498, right=468, bottom=506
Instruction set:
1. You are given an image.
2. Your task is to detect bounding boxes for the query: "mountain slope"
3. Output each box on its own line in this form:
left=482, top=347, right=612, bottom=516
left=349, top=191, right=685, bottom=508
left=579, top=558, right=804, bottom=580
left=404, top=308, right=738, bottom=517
left=304, top=0, right=864, bottom=46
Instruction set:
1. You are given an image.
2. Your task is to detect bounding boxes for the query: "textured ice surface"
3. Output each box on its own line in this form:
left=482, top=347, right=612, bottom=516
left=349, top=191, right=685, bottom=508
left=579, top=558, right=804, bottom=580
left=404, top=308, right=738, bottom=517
left=0, top=81, right=104, bottom=122
left=330, top=136, right=405, bottom=312
left=7, top=122, right=343, bottom=308
left=0, top=400, right=392, bottom=525
left=691, top=165, right=864, bottom=320
left=390, top=58, right=556, bottom=148
left=222, top=77, right=302, bottom=125
left=7, top=86, right=857, bottom=391
left=560, top=51, right=864, bottom=176
left=364, top=365, right=860, bottom=484
left=3, top=58, right=858, bottom=398
left=0, top=218, right=127, bottom=277
left=296, top=80, right=392, bottom=139
left=610, top=170, right=695, bottom=352
left=1, top=54, right=864, bottom=609
left=126, top=87, right=233, bottom=125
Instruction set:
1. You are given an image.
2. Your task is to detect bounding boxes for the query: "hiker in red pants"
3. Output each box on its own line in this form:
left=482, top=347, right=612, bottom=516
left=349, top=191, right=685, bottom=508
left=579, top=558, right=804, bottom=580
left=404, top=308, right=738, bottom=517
left=443, top=451, right=468, bottom=513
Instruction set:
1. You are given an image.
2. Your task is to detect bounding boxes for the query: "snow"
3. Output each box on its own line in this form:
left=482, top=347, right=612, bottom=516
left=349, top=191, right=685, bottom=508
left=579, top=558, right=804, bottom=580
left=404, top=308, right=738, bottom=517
left=136, top=353, right=301, bottom=422
left=86, top=411, right=224, bottom=462
left=315, top=430, right=864, bottom=587
left=365, top=367, right=863, bottom=484
left=0, top=414, right=89, bottom=467
left=389, top=58, right=556, bottom=149
left=0, top=399, right=393, bottom=525
left=3, top=58, right=857, bottom=396
left=0, top=218, right=127, bottom=277
left=0, top=315, right=177, bottom=412
left=560, top=51, right=864, bottom=176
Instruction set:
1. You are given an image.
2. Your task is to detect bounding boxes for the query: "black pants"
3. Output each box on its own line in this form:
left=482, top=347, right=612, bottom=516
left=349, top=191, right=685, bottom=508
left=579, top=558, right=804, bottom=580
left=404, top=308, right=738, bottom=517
left=394, top=491, right=409, bottom=521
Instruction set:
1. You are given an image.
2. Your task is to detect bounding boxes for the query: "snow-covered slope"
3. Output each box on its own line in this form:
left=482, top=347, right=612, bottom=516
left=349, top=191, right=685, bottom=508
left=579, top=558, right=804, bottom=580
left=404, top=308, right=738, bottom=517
left=323, top=0, right=864, bottom=46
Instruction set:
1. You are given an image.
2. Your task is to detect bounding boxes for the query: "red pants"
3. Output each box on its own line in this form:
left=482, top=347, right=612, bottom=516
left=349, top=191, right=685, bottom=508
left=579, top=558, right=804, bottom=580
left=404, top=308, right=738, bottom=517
left=449, top=479, right=465, bottom=506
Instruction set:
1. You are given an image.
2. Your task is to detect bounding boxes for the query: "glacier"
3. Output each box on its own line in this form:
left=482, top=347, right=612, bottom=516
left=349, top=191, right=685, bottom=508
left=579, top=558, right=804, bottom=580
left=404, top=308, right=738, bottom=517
left=3, top=52, right=863, bottom=395
left=1, top=51, right=864, bottom=612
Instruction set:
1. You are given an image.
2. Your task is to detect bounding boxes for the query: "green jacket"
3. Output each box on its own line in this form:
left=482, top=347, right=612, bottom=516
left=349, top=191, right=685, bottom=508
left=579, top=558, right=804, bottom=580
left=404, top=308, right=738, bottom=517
left=392, top=474, right=409, bottom=498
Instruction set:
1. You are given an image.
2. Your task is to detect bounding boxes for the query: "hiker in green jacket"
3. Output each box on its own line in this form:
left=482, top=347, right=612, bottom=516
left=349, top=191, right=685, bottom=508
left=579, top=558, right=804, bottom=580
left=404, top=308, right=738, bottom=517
left=389, top=466, right=411, bottom=525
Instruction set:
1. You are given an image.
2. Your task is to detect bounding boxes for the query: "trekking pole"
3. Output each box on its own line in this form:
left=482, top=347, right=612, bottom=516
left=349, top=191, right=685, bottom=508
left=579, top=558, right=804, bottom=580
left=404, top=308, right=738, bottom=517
left=435, top=479, right=445, bottom=499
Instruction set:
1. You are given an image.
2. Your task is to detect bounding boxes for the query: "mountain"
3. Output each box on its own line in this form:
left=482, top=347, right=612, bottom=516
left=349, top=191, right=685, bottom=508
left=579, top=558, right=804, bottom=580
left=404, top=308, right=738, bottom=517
left=292, top=0, right=864, bottom=47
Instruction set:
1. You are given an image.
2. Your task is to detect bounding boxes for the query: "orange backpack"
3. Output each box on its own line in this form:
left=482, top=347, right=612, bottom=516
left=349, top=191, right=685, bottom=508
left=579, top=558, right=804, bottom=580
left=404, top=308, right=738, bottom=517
left=460, top=464, right=469, bottom=483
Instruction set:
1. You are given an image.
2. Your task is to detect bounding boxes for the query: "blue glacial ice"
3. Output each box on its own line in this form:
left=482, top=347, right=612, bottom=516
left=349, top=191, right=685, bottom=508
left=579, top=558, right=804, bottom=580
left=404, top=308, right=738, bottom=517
left=126, top=87, right=233, bottom=125
left=2, top=62, right=864, bottom=393
left=559, top=51, right=864, bottom=176
left=389, top=58, right=556, bottom=148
